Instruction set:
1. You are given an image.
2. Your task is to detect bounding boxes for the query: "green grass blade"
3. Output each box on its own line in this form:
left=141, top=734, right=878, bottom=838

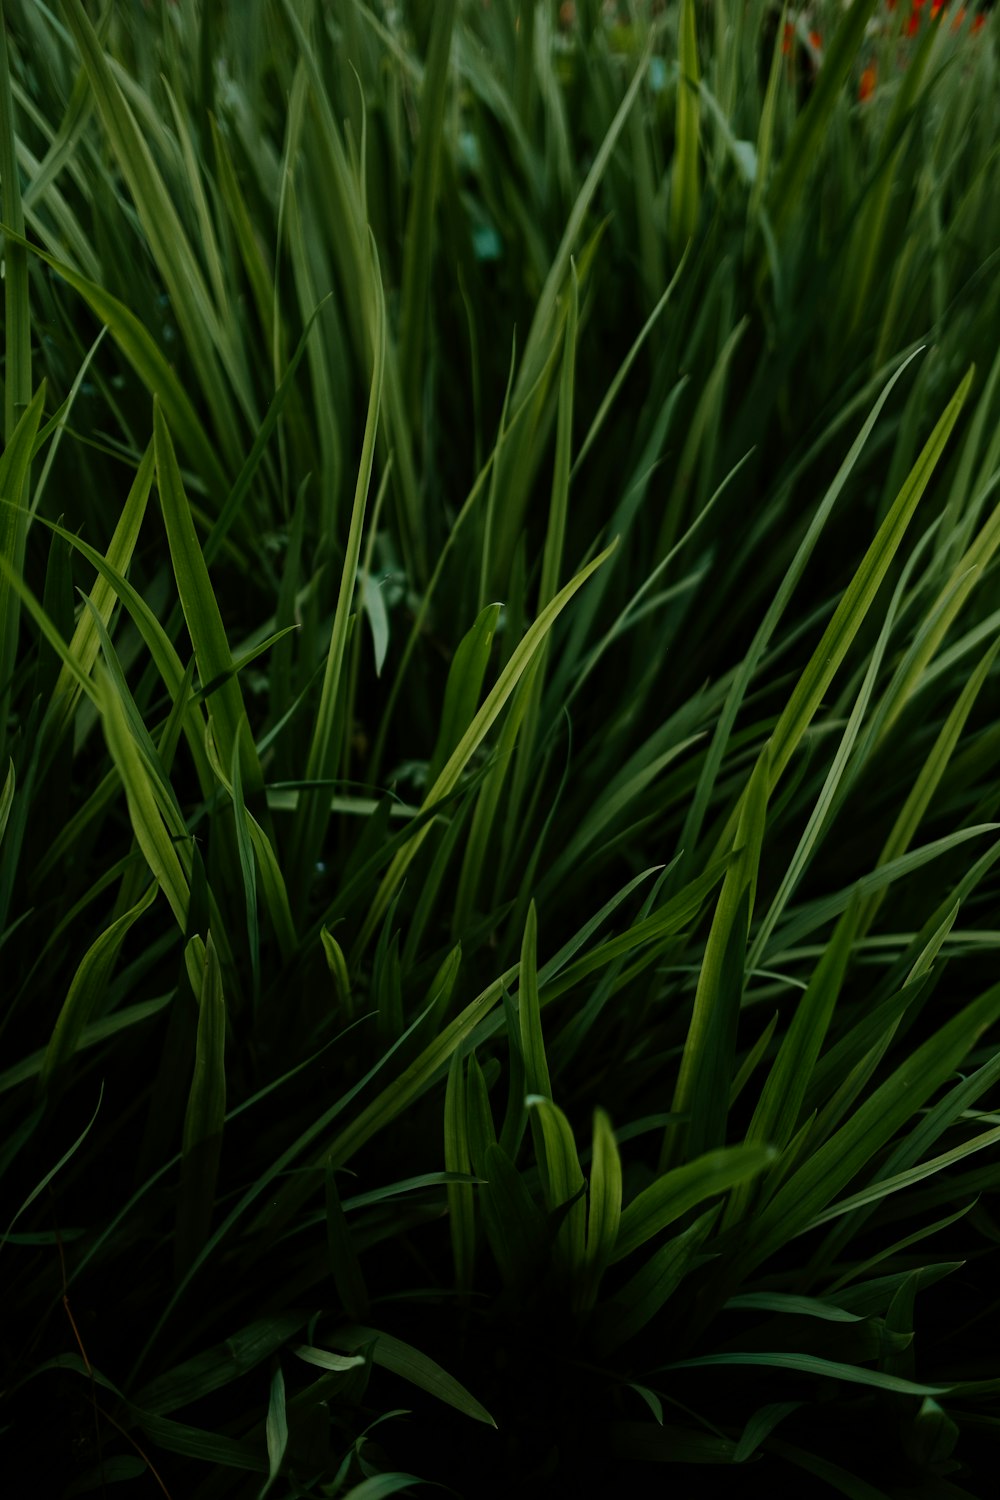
left=0, top=384, right=46, bottom=740
left=731, top=982, right=1000, bottom=1281
left=3, top=229, right=230, bottom=505
left=177, top=932, right=227, bottom=1267
left=614, top=1144, right=776, bottom=1263
left=580, top=1108, right=622, bottom=1311
left=39, top=880, right=158, bottom=1092
left=0, top=12, right=30, bottom=444
left=526, top=1094, right=586, bottom=1273
left=398, top=0, right=458, bottom=426
left=669, top=0, right=701, bottom=259
left=858, top=635, right=1000, bottom=935
left=155, top=402, right=266, bottom=813
left=60, top=0, right=243, bottom=467
left=444, top=1051, right=474, bottom=1295
left=293, top=237, right=386, bottom=874
left=356, top=540, right=618, bottom=952
left=330, top=1326, right=496, bottom=1428
left=97, top=665, right=190, bottom=929
left=592, top=1207, right=720, bottom=1355
left=427, top=603, right=501, bottom=789
left=767, top=0, right=881, bottom=235
left=766, top=367, right=975, bottom=793
left=667, top=746, right=770, bottom=1162
left=46, top=440, right=155, bottom=753
left=259, top=1364, right=287, bottom=1500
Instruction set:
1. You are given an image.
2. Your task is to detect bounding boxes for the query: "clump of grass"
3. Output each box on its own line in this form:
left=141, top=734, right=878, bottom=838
left=2, top=1, right=999, bottom=1494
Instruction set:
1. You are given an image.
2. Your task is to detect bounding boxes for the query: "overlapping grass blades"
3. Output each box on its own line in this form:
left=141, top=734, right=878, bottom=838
left=2, top=1, right=999, bottom=1495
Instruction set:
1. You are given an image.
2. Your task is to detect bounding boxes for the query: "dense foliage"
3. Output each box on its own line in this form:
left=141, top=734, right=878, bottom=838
left=2, top=0, right=999, bottom=1494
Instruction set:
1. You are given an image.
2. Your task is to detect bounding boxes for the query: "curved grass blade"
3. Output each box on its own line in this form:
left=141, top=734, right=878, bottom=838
left=356, top=540, right=618, bottom=952
left=669, top=0, right=701, bottom=258
left=580, top=1108, right=622, bottom=1311
left=765, top=367, right=975, bottom=794
left=330, top=1326, right=496, bottom=1427
left=39, top=880, right=158, bottom=1092
left=614, top=1144, right=776, bottom=1264
left=177, top=933, right=227, bottom=1268
left=659, top=1351, right=946, bottom=1398
left=2, top=228, right=229, bottom=504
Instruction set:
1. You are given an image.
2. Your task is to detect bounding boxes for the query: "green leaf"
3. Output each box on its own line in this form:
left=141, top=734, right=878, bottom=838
left=519, top=901, right=551, bottom=1101
left=858, top=634, right=1000, bottom=935
left=1, top=228, right=229, bottom=504
left=0, top=994, right=172, bottom=1097
left=1, top=1086, right=103, bottom=1248
left=767, top=367, right=975, bottom=792
left=293, top=234, right=386, bottom=876
left=0, top=757, right=14, bottom=848
left=670, top=0, right=701, bottom=257
left=59, top=0, right=243, bottom=468
left=340, top=1478, right=427, bottom=1500
left=322, top=927, right=352, bottom=1018
left=727, top=900, right=860, bottom=1226
left=427, top=603, right=501, bottom=788
left=97, top=666, right=190, bottom=930
left=46, top=441, right=155, bottom=754
left=293, top=1345, right=367, bottom=1374
left=614, top=1144, right=776, bottom=1263
left=480, top=1141, right=548, bottom=1292
left=668, top=746, right=770, bottom=1161
left=731, top=982, right=1000, bottom=1280
left=39, top=881, right=158, bottom=1090
left=732, top=1402, right=803, bottom=1464
left=155, top=402, right=265, bottom=810
left=357, top=540, right=618, bottom=950
left=767, top=0, right=881, bottom=235
left=444, top=1051, right=475, bottom=1294
left=526, top=1094, right=586, bottom=1273
left=0, top=383, right=46, bottom=737
left=259, top=1365, right=287, bottom=1499
left=659, top=1352, right=946, bottom=1397
left=581, top=1109, right=622, bottom=1310
left=725, top=1294, right=863, bottom=1323
left=131, top=1408, right=266, bottom=1471
left=607, top=1421, right=737, bottom=1464
left=177, top=932, right=227, bottom=1267
left=330, top=1326, right=496, bottom=1427
left=133, top=1316, right=305, bottom=1416
left=399, top=0, right=459, bottom=429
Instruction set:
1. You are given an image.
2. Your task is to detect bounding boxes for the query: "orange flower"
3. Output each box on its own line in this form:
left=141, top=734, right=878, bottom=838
left=971, top=13, right=986, bottom=32
left=858, top=63, right=878, bottom=101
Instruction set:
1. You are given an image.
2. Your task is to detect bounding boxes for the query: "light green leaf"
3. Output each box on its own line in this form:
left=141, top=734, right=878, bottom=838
left=40, top=881, right=158, bottom=1090
left=330, top=1326, right=496, bottom=1427
left=293, top=1345, right=366, bottom=1374
left=259, top=1365, right=287, bottom=1499
left=526, top=1094, right=586, bottom=1273
left=427, top=603, right=501, bottom=788
left=2, top=228, right=229, bottom=503
left=614, top=1144, right=776, bottom=1263
left=581, top=1108, right=622, bottom=1310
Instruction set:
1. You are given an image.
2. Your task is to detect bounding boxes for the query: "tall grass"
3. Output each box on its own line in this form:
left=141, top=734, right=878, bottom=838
left=2, top=0, right=999, bottom=1494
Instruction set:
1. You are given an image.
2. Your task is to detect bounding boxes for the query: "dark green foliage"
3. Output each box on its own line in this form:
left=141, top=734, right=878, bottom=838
left=2, top=1, right=1000, bottom=1495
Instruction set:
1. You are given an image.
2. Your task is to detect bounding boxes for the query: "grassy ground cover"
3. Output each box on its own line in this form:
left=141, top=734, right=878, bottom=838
left=2, top=0, right=999, bottom=1493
